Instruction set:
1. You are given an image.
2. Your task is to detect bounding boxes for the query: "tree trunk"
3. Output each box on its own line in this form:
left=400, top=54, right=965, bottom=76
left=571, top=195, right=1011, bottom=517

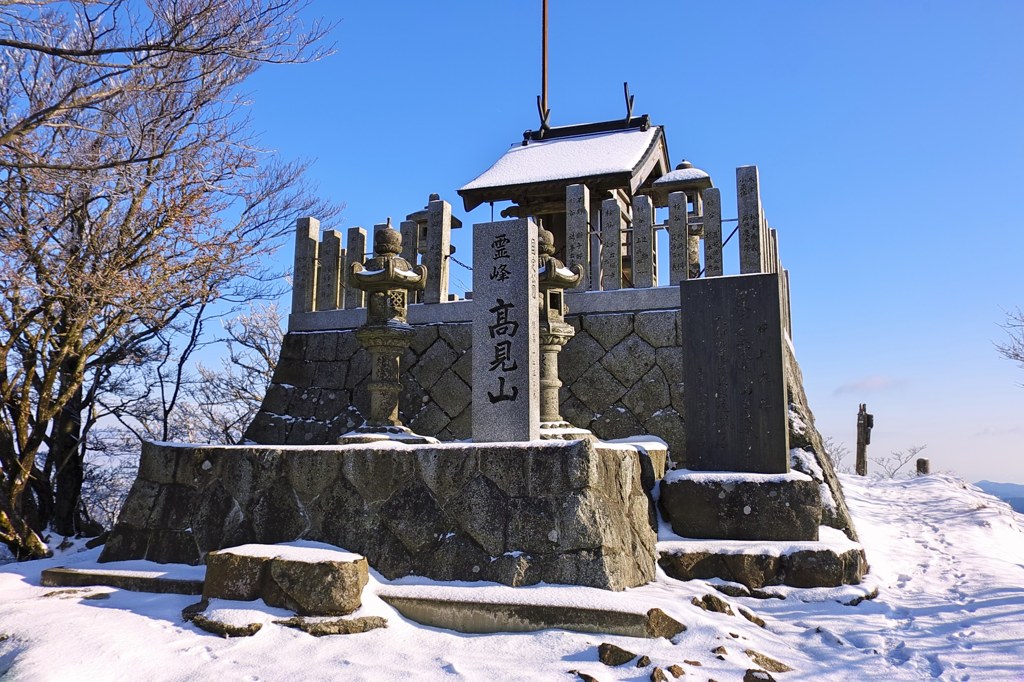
left=51, top=380, right=85, bottom=537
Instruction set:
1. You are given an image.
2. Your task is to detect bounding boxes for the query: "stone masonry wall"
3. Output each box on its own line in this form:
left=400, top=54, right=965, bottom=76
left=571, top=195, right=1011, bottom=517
left=244, top=309, right=685, bottom=459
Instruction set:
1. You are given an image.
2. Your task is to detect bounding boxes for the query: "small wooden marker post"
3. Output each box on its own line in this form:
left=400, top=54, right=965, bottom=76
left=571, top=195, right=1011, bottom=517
left=855, top=403, right=874, bottom=476
left=916, top=458, right=931, bottom=476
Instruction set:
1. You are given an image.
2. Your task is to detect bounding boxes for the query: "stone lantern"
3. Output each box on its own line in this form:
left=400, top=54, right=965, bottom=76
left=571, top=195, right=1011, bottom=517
left=338, top=223, right=437, bottom=444
left=536, top=226, right=591, bottom=440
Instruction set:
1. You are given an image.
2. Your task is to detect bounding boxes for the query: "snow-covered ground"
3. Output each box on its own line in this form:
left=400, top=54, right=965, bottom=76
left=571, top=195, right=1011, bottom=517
left=2, top=473, right=1023, bottom=680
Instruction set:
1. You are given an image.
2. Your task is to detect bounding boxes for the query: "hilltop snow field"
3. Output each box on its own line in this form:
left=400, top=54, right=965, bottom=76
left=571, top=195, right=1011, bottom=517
left=1, top=473, right=1023, bottom=681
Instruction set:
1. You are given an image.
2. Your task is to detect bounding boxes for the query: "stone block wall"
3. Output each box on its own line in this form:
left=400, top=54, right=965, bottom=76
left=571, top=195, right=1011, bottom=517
left=244, top=309, right=685, bottom=459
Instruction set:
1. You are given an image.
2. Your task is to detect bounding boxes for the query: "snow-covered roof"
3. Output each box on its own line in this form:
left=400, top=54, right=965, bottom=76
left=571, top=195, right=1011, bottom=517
left=653, top=166, right=710, bottom=185
left=458, top=125, right=669, bottom=211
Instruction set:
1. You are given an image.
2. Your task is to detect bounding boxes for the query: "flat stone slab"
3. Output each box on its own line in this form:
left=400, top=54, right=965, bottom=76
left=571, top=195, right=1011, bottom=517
left=376, top=587, right=684, bottom=639
left=40, top=566, right=203, bottom=595
left=659, top=470, right=821, bottom=541
left=657, top=528, right=867, bottom=589
left=204, top=542, right=368, bottom=616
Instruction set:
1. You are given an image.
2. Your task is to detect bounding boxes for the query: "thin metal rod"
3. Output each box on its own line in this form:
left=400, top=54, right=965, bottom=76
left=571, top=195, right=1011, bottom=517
left=541, top=0, right=548, bottom=119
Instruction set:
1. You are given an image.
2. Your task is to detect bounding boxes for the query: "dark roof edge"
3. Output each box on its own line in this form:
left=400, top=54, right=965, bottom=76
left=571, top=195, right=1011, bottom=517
left=521, top=114, right=651, bottom=144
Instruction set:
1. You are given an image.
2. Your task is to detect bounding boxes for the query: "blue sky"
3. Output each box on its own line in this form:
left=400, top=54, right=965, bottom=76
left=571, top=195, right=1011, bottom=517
left=245, top=1, right=1024, bottom=482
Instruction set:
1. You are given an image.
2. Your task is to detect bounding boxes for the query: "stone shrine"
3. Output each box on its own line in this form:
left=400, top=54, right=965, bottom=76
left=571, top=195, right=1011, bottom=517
left=101, top=112, right=864, bottom=592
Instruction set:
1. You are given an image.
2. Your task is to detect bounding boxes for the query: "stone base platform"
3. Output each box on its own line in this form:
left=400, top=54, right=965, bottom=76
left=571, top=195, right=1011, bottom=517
left=40, top=566, right=204, bottom=595
left=100, top=439, right=661, bottom=590
left=657, top=528, right=867, bottom=589
left=659, top=470, right=822, bottom=541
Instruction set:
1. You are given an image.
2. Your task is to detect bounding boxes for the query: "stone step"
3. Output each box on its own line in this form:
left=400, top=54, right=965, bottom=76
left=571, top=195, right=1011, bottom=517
left=376, top=587, right=685, bottom=639
left=657, top=529, right=867, bottom=589
left=40, top=566, right=204, bottom=595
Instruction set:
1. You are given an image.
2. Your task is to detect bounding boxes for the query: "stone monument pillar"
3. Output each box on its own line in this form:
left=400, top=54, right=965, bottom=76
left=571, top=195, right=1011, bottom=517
left=339, top=224, right=437, bottom=444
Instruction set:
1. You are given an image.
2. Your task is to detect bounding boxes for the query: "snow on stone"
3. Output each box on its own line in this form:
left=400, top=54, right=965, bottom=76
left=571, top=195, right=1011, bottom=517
left=459, top=127, right=660, bottom=191
left=216, top=540, right=362, bottom=564
left=663, top=467, right=812, bottom=485
left=3, top=473, right=1024, bottom=679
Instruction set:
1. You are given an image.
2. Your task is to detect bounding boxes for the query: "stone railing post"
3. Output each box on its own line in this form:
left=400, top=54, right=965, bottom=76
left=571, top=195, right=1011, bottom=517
left=343, top=227, right=367, bottom=309
left=424, top=198, right=452, bottom=304
left=292, top=216, right=319, bottom=314
left=737, top=165, right=765, bottom=274
left=566, top=184, right=591, bottom=291
left=316, top=230, right=345, bottom=311
left=668, top=191, right=689, bottom=284
left=631, top=194, right=655, bottom=288
left=703, top=188, right=723, bottom=277
left=600, top=197, right=624, bottom=291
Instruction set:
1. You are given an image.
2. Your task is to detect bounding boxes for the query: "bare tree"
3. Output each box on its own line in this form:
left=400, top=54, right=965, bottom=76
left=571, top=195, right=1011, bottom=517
left=872, top=444, right=927, bottom=478
left=823, top=436, right=852, bottom=474
left=0, top=0, right=338, bottom=559
left=996, top=308, right=1024, bottom=378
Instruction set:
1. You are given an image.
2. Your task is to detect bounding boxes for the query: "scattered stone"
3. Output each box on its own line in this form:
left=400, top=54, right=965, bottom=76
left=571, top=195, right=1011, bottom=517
left=41, top=589, right=89, bottom=599
left=744, top=649, right=792, bottom=673
left=190, top=613, right=263, bottom=638
left=645, top=608, right=686, bottom=638
left=729, top=632, right=740, bottom=638
left=844, top=587, right=879, bottom=606
left=666, top=663, right=685, bottom=678
left=569, top=671, right=601, bottom=682
left=274, top=615, right=387, bottom=636
left=181, top=600, right=209, bottom=622
left=750, top=589, right=785, bottom=600
left=712, top=583, right=750, bottom=598
left=598, top=642, right=636, bottom=666
left=636, top=655, right=651, bottom=667
left=691, top=594, right=734, bottom=616
left=81, top=592, right=110, bottom=601
left=711, top=645, right=728, bottom=660
left=0, top=633, right=9, bottom=642
left=683, top=659, right=702, bottom=667
left=743, top=670, right=775, bottom=682
left=738, top=607, right=766, bottom=628
left=650, top=666, right=669, bottom=682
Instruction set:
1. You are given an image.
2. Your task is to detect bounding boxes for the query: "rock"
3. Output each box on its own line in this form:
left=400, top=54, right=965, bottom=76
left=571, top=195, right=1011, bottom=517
left=273, top=615, right=387, bottom=636
left=683, top=659, right=702, bottom=667
left=645, top=608, right=686, bottom=638
left=666, top=663, right=685, bottom=678
left=712, top=583, right=750, bottom=598
left=569, top=671, right=601, bottom=682
left=204, top=543, right=368, bottom=616
left=845, top=587, right=880, bottom=606
left=691, top=594, right=734, bottom=616
left=636, top=655, right=651, bottom=667
left=659, top=476, right=821, bottom=541
left=744, top=649, right=792, bottom=673
left=181, top=600, right=209, bottom=622
left=738, top=607, right=766, bottom=628
left=650, top=667, right=669, bottom=682
left=743, top=670, right=775, bottom=682
left=190, top=613, right=262, bottom=638
left=598, top=642, right=636, bottom=666
left=711, top=645, right=728, bottom=660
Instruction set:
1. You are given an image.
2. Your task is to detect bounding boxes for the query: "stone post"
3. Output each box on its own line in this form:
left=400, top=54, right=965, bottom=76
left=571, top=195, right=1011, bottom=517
left=703, top=188, right=723, bottom=277
left=631, top=194, right=655, bottom=288
left=565, top=184, right=591, bottom=291
left=855, top=403, right=874, bottom=476
left=737, top=165, right=764, bottom=274
left=687, top=219, right=702, bottom=280
left=339, top=226, right=434, bottom=445
left=344, top=227, right=367, bottom=309
left=668, top=191, right=689, bottom=284
left=472, top=219, right=540, bottom=442
left=424, top=198, right=452, bottom=304
left=316, top=230, right=344, bottom=311
left=769, top=228, right=780, bottom=274
left=600, top=197, right=623, bottom=291
left=916, top=458, right=931, bottom=476
left=292, top=217, right=319, bottom=314
left=536, top=226, right=590, bottom=440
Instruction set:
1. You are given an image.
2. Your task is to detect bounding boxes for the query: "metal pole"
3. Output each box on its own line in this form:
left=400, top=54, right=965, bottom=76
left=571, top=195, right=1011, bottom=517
left=541, top=0, right=548, bottom=119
